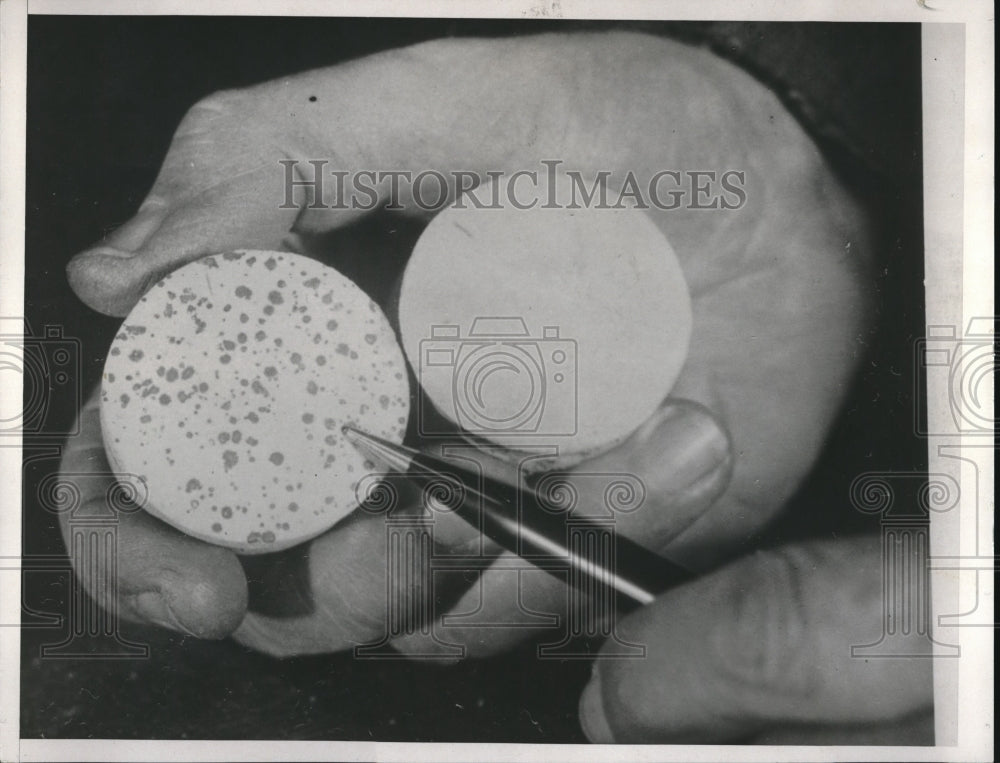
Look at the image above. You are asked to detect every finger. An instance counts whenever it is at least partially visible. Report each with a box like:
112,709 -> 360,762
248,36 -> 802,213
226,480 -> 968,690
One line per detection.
232,501 -> 485,658
392,398 -> 732,658
235,398 -> 730,658
58,388 -> 247,638
68,33 -> 759,317
230,442 -> 523,657
65,35 -> 535,318
231,509 -> 399,657
577,535 -> 935,743
66,89 -> 304,316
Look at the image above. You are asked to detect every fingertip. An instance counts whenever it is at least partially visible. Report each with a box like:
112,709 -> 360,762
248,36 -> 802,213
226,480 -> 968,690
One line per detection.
579,397 -> 733,554
66,246 -> 155,316
628,398 -> 733,496
138,549 -> 248,639
181,549 -> 249,637
388,633 -> 464,665
578,668 -> 616,744
114,511 -> 249,639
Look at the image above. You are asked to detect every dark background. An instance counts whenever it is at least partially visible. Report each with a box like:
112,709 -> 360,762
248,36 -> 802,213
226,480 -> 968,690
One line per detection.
21,17 -> 924,741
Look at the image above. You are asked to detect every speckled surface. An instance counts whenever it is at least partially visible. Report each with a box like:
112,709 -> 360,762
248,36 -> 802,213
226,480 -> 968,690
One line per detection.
102,251 -> 409,553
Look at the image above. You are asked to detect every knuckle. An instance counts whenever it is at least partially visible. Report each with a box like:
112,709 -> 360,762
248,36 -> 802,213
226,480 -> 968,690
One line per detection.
712,547 -> 817,699
157,88 -> 260,197
177,88 -> 250,135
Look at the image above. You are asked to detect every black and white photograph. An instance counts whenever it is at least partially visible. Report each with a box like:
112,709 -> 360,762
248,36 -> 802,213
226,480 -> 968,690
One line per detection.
0,2 -> 993,761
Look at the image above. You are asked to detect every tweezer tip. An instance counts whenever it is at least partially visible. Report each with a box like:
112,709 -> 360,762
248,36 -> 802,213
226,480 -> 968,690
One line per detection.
340,425 -> 414,473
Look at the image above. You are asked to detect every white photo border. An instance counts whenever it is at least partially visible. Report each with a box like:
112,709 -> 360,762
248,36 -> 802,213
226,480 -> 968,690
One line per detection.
1,2 -> 993,761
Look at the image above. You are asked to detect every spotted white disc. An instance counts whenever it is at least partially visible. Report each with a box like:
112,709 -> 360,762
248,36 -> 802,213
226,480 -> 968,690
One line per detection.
101,250 -> 410,554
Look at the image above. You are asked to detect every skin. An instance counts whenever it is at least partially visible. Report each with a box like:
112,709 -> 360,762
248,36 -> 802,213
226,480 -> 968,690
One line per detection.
60,32 -> 932,743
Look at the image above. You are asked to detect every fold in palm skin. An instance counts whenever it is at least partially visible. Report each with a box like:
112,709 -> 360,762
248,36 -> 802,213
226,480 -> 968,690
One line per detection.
64,33 -> 872,658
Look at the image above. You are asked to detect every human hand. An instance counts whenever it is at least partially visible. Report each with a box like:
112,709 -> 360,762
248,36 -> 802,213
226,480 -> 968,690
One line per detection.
63,32 -> 871,656
577,535 -> 935,744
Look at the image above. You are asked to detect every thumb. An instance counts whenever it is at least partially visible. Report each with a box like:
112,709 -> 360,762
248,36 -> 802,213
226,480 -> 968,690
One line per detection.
63,35 -> 534,318
66,88 -> 304,317
391,397 -> 734,659
57,388 -> 248,638
578,534 -> 935,743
